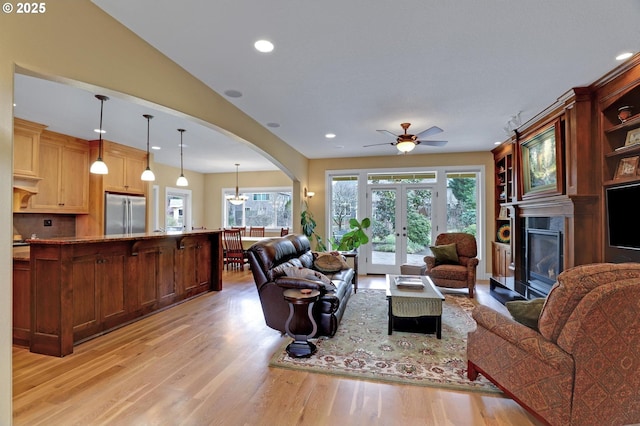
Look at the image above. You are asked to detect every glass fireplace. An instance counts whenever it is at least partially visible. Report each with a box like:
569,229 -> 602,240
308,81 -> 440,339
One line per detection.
524,218 -> 563,298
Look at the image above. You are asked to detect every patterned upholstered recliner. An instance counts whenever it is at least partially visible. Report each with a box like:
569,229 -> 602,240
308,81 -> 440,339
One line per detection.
467,263 -> 640,426
424,232 -> 479,297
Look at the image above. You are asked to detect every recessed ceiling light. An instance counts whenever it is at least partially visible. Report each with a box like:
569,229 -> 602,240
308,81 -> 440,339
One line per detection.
494,141 -> 501,145
224,89 -> 243,98
151,146 -> 161,150
94,128 -> 106,134
266,122 -> 280,128
616,52 -> 633,61
254,39 -> 274,53
325,133 -> 336,139
13,103 -> 16,107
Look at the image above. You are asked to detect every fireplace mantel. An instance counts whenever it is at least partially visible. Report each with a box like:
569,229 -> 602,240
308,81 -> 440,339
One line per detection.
504,194 -> 600,299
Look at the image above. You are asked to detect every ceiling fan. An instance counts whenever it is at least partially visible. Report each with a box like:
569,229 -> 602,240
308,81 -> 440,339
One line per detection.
364,122 -> 447,153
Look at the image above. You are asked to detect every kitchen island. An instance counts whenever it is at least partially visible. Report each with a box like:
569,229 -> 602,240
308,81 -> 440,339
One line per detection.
26,230 -> 222,356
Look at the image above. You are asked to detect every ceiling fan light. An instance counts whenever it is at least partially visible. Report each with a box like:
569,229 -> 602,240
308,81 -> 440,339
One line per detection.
396,140 -> 415,153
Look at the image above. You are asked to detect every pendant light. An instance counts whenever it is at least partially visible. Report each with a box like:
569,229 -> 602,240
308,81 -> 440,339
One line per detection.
176,128 -> 189,186
226,163 -> 248,205
90,94 -> 109,174
140,114 -> 156,181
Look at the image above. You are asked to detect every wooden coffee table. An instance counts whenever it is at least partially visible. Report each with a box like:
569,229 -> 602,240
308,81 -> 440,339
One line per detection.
386,275 -> 445,338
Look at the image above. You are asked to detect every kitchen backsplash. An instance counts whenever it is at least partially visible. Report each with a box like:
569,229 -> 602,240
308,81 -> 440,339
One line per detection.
13,213 -> 76,240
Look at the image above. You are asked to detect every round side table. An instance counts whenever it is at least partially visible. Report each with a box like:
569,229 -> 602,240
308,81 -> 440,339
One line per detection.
283,288 -> 320,358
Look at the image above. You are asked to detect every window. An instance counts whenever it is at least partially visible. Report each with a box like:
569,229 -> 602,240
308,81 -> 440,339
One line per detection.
446,172 -> 478,236
367,171 -> 436,184
329,175 -> 359,242
224,188 -> 292,229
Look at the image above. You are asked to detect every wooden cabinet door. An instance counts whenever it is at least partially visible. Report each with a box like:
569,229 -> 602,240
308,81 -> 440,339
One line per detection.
72,255 -> 100,339
196,239 -> 211,288
13,259 -> 31,346
99,253 -> 127,329
59,142 -> 89,211
177,236 -> 211,294
157,248 -> 176,307
103,144 -> 146,194
29,139 -> 61,210
492,242 -> 512,278
124,156 -> 146,194
103,149 -> 127,192
13,118 -> 45,177
179,243 -> 198,293
27,132 -> 89,213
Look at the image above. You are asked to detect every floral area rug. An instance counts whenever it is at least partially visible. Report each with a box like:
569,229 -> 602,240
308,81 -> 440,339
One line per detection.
269,289 -> 501,394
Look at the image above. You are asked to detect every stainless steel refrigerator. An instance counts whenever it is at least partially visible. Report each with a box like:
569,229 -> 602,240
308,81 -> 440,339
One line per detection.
104,192 -> 146,235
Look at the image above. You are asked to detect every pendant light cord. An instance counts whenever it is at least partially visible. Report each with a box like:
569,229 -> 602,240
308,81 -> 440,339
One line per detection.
143,114 -> 153,167
97,95 -> 107,159
178,128 -> 186,175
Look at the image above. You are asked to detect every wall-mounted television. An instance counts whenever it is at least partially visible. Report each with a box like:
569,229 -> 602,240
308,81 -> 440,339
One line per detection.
606,182 -> 640,250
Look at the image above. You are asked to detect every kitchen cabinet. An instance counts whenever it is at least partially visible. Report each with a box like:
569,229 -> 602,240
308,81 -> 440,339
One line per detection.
13,257 -> 31,346
130,238 -> 178,312
13,118 -> 45,178
178,235 -> 211,295
78,140 -> 149,237
71,244 -> 129,342
26,131 -> 89,213
28,231 -> 222,356
101,140 -> 147,194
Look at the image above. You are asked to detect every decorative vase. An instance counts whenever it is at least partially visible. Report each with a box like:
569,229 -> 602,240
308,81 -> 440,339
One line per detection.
618,106 -> 633,122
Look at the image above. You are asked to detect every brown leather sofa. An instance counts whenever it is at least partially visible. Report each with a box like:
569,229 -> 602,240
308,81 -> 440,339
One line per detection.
247,234 -> 354,337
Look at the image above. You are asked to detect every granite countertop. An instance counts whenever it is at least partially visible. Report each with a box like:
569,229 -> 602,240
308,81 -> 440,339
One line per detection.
27,229 -> 221,246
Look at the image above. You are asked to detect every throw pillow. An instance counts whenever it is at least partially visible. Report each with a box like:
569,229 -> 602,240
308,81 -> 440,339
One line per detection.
505,298 -> 546,331
283,266 -> 336,291
313,252 -> 349,273
429,243 -> 459,265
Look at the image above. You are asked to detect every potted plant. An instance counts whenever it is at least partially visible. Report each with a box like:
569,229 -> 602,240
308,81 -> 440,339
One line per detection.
332,217 -> 371,252
300,202 -> 327,251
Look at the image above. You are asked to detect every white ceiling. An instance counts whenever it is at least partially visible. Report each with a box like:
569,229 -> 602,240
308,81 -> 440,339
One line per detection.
13,1 -> 640,173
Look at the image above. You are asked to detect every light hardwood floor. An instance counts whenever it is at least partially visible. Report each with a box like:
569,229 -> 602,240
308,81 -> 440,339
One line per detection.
13,270 -> 542,426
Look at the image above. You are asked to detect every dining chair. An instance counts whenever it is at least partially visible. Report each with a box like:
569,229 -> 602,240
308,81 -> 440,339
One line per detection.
231,226 -> 247,236
280,227 -> 289,236
223,228 -> 246,270
249,226 -> 265,237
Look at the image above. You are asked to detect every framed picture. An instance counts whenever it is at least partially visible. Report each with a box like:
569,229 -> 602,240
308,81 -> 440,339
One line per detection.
614,156 -> 639,179
624,128 -> 640,147
519,120 -> 564,198
498,206 -> 508,219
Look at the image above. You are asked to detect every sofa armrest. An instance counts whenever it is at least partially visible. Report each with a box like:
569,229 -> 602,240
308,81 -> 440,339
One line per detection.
424,255 -> 437,270
274,276 -> 324,291
472,305 -> 572,371
466,257 -> 479,269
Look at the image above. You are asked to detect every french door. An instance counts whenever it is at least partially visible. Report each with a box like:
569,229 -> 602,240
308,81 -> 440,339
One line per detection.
165,187 -> 192,231
366,184 -> 435,274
